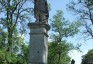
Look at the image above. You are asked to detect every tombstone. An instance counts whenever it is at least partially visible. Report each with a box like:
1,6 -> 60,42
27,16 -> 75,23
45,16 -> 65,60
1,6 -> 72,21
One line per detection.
28,0 -> 50,64
71,59 -> 75,64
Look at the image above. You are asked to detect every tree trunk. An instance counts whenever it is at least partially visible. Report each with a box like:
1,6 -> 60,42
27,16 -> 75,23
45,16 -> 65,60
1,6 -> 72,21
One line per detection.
7,27 -> 13,52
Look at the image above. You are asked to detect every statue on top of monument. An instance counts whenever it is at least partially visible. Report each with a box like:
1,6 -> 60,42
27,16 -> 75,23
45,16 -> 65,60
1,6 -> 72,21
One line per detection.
34,0 -> 49,24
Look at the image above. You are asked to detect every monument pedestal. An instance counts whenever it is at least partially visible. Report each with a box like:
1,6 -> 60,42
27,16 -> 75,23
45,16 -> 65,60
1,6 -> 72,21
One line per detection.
28,23 -> 50,64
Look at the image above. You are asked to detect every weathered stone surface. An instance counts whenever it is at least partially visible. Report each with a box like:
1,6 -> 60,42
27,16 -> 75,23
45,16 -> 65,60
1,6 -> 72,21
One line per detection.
34,0 -> 49,24
28,23 -> 50,64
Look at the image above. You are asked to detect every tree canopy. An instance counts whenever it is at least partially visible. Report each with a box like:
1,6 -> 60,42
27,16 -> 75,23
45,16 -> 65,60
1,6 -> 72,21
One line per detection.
48,10 -> 81,64
0,28 -> 29,64
0,0 -> 33,64
82,49 -> 93,64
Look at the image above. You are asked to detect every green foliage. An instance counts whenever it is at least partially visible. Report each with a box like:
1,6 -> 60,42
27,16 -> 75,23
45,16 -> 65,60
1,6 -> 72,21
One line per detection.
0,0 -> 32,63
0,28 -> 28,64
50,10 -> 81,41
48,10 -> 81,64
0,28 -> 7,48
48,3 -> 51,11
82,49 -> 93,64
48,41 -> 73,64
0,0 -> 33,52
0,0 -> 33,33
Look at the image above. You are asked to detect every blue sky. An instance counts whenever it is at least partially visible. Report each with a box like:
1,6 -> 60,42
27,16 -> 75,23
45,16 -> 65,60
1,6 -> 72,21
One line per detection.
47,0 -> 93,64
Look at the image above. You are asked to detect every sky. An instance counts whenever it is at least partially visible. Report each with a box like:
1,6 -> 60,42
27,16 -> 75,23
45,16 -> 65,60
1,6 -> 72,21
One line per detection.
47,0 -> 93,64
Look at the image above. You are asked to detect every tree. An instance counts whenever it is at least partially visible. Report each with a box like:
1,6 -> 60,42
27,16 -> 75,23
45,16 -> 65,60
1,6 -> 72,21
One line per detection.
48,10 -> 81,64
50,10 -> 80,40
67,0 -> 93,39
0,0 -> 33,52
81,49 -> 93,64
48,41 -> 73,64
0,0 -> 33,63
0,27 -> 29,64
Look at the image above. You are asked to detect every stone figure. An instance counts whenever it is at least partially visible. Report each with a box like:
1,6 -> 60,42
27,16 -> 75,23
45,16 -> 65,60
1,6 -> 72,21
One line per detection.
34,0 -> 49,24
71,59 -> 75,64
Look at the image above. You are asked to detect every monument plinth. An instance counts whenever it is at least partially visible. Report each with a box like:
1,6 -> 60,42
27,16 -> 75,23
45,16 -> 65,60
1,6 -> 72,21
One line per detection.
28,23 -> 50,64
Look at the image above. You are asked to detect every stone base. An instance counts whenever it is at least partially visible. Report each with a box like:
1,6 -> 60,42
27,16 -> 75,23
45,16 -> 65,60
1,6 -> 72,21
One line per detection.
28,23 -> 50,64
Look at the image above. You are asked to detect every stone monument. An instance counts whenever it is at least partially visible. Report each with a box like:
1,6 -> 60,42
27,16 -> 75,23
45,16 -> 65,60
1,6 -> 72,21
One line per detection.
28,0 -> 50,64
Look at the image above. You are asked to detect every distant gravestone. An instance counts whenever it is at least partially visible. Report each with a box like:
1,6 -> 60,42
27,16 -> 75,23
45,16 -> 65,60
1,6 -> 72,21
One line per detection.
71,59 -> 75,64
